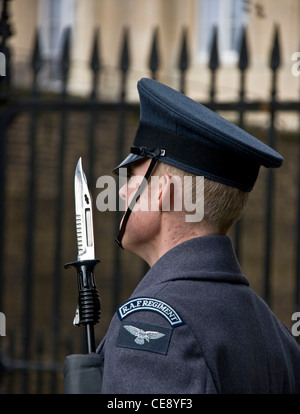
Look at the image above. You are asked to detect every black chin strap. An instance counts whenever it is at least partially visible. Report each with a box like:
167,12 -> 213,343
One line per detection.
115,149 -> 162,249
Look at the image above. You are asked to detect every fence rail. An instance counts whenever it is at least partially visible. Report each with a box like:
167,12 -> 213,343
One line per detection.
0,0 -> 299,394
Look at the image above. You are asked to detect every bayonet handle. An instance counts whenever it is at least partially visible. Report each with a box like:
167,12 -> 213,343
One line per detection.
65,259 -> 101,353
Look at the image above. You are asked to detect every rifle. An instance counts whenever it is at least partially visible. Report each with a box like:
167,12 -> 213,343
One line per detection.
63,158 -> 103,393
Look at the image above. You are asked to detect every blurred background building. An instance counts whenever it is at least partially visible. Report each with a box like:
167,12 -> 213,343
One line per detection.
0,0 -> 300,393
9,0 -> 300,101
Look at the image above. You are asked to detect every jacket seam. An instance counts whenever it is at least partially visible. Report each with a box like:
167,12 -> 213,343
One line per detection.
154,281 -> 219,393
248,289 -> 271,392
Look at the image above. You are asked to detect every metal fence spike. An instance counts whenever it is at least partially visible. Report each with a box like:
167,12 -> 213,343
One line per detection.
60,26 -> 71,76
119,27 -> 130,73
238,26 -> 249,71
0,0 -> 13,42
90,28 -> 101,73
270,24 -> 281,71
209,26 -> 219,71
31,30 -> 43,74
178,27 -> 189,72
148,27 -> 160,76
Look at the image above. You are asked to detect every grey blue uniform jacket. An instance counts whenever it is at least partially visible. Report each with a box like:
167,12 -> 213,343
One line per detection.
96,235 -> 300,393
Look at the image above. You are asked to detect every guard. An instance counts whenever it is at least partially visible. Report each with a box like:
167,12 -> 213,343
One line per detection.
66,78 -> 300,394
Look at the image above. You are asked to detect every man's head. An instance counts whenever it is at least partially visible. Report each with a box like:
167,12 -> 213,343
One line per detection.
153,161 -> 249,234
114,78 -> 283,262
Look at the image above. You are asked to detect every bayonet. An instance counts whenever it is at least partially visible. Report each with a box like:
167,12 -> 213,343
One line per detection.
65,157 -> 101,353
74,158 -> 95,262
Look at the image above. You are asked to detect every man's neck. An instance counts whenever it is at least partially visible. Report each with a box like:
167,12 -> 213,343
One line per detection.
142,215 -> 218,267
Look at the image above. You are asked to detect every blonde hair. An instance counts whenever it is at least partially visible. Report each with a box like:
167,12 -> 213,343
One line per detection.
153,161 -> 249,233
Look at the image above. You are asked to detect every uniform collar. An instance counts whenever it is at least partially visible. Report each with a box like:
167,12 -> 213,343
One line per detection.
136,235 -> 249,290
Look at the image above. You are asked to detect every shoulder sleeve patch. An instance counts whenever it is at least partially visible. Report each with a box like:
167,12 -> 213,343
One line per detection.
117,297 -> 184,326
117,321 -> 173,355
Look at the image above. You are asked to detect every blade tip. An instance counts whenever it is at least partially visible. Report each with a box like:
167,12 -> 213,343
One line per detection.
76,157 -> 83,170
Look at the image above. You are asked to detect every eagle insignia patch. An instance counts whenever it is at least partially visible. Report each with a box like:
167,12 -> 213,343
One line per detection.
123,324 -> 165,345
117,321 -> 172,355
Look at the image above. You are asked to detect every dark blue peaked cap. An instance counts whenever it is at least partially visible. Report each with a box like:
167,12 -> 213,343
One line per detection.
114,78 -> 283,191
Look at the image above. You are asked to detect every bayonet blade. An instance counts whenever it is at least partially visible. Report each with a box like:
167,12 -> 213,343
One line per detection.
74,157 -> 95,262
